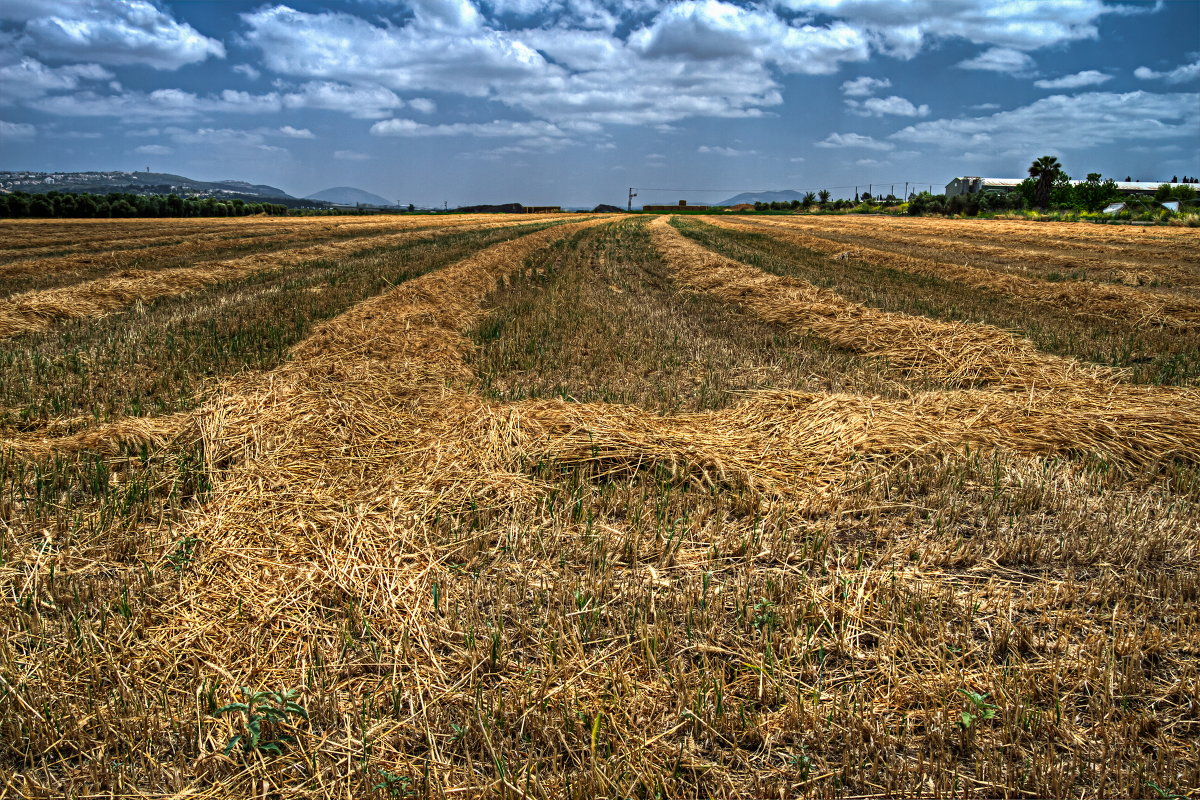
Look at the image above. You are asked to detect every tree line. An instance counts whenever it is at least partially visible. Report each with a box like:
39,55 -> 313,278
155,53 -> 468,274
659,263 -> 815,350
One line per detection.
0,191 -> 290,218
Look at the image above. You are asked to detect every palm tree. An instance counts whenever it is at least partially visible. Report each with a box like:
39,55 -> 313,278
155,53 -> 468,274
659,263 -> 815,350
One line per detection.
1028,155 -> 1062,209
818,189 -> 831,206
801,191 -> 817,208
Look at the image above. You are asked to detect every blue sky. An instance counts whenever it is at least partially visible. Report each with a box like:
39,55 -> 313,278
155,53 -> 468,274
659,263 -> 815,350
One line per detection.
1,0 -> 1197,207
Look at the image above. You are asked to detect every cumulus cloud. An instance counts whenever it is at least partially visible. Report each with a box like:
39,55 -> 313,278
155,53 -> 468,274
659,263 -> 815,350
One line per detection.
31,88 -> 283,120
278,125 -> 315,138
1134,58 -> 1200,84
0,120 -> 36,140
840,76 -> 890,96
134,143 -> 172,155
408,98 -> 437,114
815,132 -> 893,150
370,118 -> 566,138
281,82 -> 404,119
697,144 -> 757,155
890,91 -> 1200,154
776,0 -> 1117,53
239,2 -> 870,127
0,0 -> 224,70
333,149 -> 370,160
233,64 -> 261,80
164,126 -> 287,154
847,94 -> 929,117
1033,70 -> 1111,89
957,47 -> 1036,75
0,57 -> 113,104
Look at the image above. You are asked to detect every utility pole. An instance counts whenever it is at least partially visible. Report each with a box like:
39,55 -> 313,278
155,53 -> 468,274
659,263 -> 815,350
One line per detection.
627,187 -> 637,211
904,181 -> 909,199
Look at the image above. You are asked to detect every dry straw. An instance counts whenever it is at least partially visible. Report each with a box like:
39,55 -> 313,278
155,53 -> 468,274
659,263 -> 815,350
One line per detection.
0,213 -> 563,278
1,412 -> 194,458
0,216 -> 580,338
5,214 -> 1197,796
709,216 -> 1200,328
755,215 -> 1197,286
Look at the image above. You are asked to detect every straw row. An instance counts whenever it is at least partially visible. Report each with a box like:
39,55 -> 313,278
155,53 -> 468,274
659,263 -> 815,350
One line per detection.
0,412 -> 194,459
709,216 -> 1200,328
759,215 -> 1196,286
649,217 -> 1091,388
0,214 -> 569,278
121,220 -> 613,711
0,217 -> 575,339
0,213 -> 552,255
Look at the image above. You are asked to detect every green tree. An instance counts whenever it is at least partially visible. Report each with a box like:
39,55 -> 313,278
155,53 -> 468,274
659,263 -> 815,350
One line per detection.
801,191 -> 816,208
818,189 -> 831,206
1075,174 -> 1120,211
1028,155 -> 1063,209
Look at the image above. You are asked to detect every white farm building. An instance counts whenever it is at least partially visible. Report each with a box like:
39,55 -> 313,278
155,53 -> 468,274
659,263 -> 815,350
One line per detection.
945,177 -> 1169,198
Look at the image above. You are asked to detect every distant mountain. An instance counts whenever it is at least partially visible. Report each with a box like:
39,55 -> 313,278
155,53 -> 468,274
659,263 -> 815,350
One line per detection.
714,189 -> 806,206
305,186 -> 394,207
0,170 -> 294,200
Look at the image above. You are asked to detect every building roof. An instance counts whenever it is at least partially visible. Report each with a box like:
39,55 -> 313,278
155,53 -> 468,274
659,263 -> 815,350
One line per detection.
951,177 -> 1172,192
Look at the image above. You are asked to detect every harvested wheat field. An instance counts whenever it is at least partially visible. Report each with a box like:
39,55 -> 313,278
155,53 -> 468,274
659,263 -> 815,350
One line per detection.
2,213 -> 1198,799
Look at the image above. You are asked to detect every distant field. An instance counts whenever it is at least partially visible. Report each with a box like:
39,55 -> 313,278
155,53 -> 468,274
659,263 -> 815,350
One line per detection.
2,214 -> 1198,798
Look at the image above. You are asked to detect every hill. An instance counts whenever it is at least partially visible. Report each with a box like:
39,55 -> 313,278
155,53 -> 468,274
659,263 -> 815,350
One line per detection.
714,189 -> 806,206
0,170 -> 294,200
305,186 -> 395,207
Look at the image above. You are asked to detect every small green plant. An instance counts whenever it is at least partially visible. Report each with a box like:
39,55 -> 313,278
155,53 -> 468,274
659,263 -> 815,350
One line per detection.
752,598 -> 778,631
166,535 -> 199,571
212,687 -> 309,756
1146,779 -> 1188,800
374,769 -> 414,797
957,689 -> 997,729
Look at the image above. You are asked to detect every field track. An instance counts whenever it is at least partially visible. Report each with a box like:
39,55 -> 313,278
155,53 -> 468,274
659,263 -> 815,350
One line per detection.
707,216 -> 1200,328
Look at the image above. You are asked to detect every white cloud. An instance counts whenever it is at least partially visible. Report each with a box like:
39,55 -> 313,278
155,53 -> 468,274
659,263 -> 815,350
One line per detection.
134,144 -> 172,155
278,125 -> 315,138
1134,58 -> 1200,85
855,158 -> 880,167
698,144 -> 757,156
776,0 -> 1116,53
840,76 -> 890,96
165,127 -> 287,154
0,120 -> 36,140
408,98 -> 437,114
0,57 -> 113,104
847,94 -> 929,117
281,82 -> 404,120
957,47 -> 1036,75
234,64 -> 261,80
241,5 -> 547,98
815,132 -> 893,150
371,118 -> 567,138
333,150 -> 371,160
240,2 -> 866,127
1,0 -> 224,70
891,91 -> 1200,155
31,88 -> 283,120
1033,70 -> 1111,89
